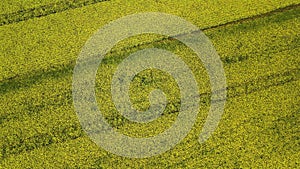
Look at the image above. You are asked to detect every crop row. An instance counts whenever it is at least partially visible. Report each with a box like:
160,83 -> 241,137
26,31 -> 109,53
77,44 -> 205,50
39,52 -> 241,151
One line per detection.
0,13 -> 299,129
1,62 -> 299,158
1,0 -> 299,23
1,4 -> 299,127
0,0 -> 109,25
2,80 -> 299,168
1,0 -> 299,81
1,6 -> 299,87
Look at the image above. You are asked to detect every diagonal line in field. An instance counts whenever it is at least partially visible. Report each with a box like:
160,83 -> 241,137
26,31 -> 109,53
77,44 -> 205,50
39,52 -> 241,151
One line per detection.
106,3 -> 300,60
0,1 -> 299,29
201,3 -> 300,31
1,67 -> 299,159
0,0 -> 110,26
1,43 -> 298,95
0,3 -> 299,85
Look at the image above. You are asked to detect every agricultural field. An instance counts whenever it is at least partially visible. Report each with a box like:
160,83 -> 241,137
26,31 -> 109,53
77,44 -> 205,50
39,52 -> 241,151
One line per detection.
0,0 -> 299,168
